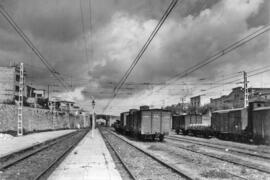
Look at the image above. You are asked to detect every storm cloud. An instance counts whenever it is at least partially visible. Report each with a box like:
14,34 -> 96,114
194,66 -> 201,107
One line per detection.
0,0 -> 269,114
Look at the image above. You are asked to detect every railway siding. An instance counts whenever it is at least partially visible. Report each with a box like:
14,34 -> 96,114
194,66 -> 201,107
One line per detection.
108,128 -> 270,180
100,128 -> 192,180
0,129 -> 88,180
167,136 -> 270,160
166,138 -> 270,174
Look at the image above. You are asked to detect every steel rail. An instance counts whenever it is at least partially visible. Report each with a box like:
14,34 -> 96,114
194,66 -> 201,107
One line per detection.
166,137 -> 270,174
166,136 -> 270,160
0,131 -> 78,170
34,129 -> 89,180
99,129 -> 138,180
102,128 -> 194,180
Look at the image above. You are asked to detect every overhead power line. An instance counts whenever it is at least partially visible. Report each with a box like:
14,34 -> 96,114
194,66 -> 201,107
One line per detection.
168,25 -> 270,83
191,66 -> 270,98
79,0 -> 91,70
88,0 -> 94,68
114,0 -> 180,95
103,0 -> 180,112
154,24 -> 270,94
0,5 -> 70,90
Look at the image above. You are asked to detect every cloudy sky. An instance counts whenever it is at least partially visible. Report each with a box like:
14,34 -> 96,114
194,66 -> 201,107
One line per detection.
0,0 -> 269,115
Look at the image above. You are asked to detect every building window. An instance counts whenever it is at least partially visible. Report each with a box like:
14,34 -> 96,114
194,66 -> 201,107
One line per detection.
15,86 -> 19,92
16,74 -> 20,82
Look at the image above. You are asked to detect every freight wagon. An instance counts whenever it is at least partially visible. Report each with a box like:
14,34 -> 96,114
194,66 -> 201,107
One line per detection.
125,109 -> 138,135
210,101 -> 269,143
115,107 -> 172,141
132,109 -> 172,141
172,114 -> 202,135
172,101 -> 270,144
249,102 -> 270,144
211,108 -> 250,141
119,112 -> 129,134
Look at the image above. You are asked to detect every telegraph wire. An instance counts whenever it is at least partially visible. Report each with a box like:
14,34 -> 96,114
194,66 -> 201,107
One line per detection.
103,0 -> 181,113
167,25 -> 270,84
151,24 -> 270,95
79,0 -> 91,71
88,0 -> 94,68
188,67 -> 270,99
0,5 -> 70,90
113,0 -> 180,95
147,64 -> 270,108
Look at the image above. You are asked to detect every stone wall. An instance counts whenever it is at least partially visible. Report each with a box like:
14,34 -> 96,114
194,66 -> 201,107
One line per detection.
0,104 -> 90,133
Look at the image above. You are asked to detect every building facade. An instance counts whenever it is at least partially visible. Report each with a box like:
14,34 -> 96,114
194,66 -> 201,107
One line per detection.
0,66 -> 21,103
190,95 -> 209,108
0,65 -> 47,106
210,87 -> 270,110
190,95 -> 201,108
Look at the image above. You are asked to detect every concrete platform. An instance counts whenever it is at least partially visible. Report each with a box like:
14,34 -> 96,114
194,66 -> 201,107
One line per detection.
48,129 -> 122,180
0,130 -> 75,158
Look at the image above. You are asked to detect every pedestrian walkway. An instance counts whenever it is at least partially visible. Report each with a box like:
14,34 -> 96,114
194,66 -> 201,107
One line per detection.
48,129 -> 122,180
0,130 -> 75,158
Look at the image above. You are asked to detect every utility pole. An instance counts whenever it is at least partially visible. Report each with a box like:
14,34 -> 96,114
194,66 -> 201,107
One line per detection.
83,112 -> 86,128
34,93 -> 37,108
51,99 -> 56,129
91,96 -> 95,137
67,103 -> 71,129
243,71 -> 249,108
47,85 -> 49,99
180,97 -> 185,113
17,62 -> 24,136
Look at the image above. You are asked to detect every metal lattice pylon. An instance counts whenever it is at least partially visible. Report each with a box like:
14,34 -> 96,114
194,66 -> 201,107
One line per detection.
17,63 -> 24,136
243,71 -> 249,108
83,113 -> 86,128
52,101 -> 56,129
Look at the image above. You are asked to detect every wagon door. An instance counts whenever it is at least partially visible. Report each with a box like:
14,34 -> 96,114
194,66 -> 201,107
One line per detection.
152,111 -> 161,134
184,115 -> 191,130
123,113 -> 128,127
211,113 -> 217,131
232,110 -> 242,134
179,116 -> 185,129
172,116 -> 178,130
141,111 -> 151,134
222,113 -> 229,133
161,111 -> 171,134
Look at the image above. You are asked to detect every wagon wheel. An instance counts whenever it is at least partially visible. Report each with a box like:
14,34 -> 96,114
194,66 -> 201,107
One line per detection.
152,135 -> 156,141
159,135 -> 164,142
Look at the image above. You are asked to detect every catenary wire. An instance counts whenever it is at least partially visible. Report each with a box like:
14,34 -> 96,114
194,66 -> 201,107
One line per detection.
0,5 -> 70,90
103,0 -> 181,113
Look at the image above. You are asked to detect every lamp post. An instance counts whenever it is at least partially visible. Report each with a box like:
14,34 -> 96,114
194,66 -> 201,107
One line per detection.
91,97 -> 95,137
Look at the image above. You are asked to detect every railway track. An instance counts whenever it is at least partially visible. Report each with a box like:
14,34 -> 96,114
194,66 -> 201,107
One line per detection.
166,136 -> 270,175
167,135 -> 270,159
101,130 -> 138,180
0,129 -> 88,180
100,128 -> 193,180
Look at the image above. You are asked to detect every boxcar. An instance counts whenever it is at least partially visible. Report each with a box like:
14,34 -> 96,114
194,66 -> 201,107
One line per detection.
172,114 -> 202,135
211,108 -> 249,140
125,109 -> 138,135
120,112 -> 129,134
133,109 -> 172,141
186,124 -> 212,137
251,106 -> 270,144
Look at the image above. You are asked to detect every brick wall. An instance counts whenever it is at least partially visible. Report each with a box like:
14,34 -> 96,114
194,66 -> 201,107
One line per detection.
0,104 -> 90,133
